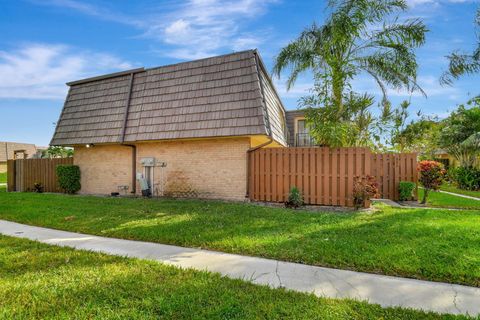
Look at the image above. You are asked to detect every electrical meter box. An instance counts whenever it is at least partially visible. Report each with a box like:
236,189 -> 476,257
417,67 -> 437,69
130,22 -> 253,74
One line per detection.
140,157 -> 155,167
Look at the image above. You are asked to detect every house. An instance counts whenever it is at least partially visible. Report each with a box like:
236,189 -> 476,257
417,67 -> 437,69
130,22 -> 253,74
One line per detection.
51,50 -> 315,200
0,141 -> 40,173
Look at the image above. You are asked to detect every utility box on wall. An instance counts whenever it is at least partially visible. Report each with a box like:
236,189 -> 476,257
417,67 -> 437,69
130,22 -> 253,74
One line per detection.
140,157 -> 155,167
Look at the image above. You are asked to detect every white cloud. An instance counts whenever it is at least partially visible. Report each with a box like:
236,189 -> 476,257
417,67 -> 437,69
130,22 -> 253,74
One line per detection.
351,74 -> 461,101
273,78 -> 313,99
406,0 -> 478,6
37,0 -> 278,60
32,0 -> 141,26
148,0 -> 278,59
0,43 -> 133,99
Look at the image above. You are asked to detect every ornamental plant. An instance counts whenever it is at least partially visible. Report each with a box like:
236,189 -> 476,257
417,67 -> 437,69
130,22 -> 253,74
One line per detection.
56,165 -> 81,194
417,160 -> 445,204
285,186 -> 304,208
450,166 -> 480,191
352,175 -> 379,209
399,181 -> 416,201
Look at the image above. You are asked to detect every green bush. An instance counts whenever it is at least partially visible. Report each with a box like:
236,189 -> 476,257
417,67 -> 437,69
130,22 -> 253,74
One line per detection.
399,181 -> 416,201
450,166 -> 480,191
56,165 -> 81,194
285,186 -> 304,208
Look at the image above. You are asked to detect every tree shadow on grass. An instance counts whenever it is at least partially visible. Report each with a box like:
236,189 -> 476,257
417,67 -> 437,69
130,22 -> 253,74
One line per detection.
93,207 -> 480,287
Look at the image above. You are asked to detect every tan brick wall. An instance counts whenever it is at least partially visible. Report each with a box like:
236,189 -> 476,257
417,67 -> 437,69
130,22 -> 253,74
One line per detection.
74,137 -> 250,200
74,145 -> 133,195
0,162 -> 6,174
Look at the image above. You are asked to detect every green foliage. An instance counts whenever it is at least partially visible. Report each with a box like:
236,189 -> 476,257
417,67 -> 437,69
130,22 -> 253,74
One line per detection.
274,0 -> 427,147
439,98 -> 480,147
286,186 -> 304,208
1,192 -> 480,286
441,184 -> 480,199
399,181 -> 416,201
417,160 -> 445,204
441,8 -> 480,84
0,236 -> 451,319
418,187 -> 480,210
56,165 -> 81,194
42,146 -> 74,158
0,172 -> 6,184
450,166 -> 480,191
391,117 -> 440,156
439,98 -> 480,167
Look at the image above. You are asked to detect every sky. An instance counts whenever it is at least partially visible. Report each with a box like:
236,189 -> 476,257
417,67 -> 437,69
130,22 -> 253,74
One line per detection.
1,0 -> 479,146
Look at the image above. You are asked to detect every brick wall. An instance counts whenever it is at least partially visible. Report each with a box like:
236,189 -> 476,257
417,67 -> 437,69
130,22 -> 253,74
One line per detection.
74,137 -> 251,200
0,162 -> 6,174
74,145 -> 133,195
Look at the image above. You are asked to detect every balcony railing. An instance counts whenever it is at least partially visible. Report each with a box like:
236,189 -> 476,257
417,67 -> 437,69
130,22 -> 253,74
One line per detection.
295,133 -> 316,147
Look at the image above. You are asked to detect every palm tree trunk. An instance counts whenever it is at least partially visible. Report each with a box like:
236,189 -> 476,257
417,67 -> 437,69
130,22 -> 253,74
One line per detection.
332,82 -> 344,116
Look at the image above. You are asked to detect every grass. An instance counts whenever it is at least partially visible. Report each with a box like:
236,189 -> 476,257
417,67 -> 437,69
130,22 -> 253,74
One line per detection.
440,184 -> 480,199
0,235 -> 462,320
419,188 -> 480,210
0,192 -> 479,287
0,172 -> 6,183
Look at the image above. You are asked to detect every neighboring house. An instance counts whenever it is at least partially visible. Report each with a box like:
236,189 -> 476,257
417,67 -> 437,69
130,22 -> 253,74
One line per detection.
51,50 -> 315,200
285,110 -> 317,147
0,142 -> 39,173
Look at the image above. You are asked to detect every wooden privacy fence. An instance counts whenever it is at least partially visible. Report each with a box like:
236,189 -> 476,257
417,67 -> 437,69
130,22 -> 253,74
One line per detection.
371,153 -> 418,201
7,158 -> 73,192
248,147 -> 417,207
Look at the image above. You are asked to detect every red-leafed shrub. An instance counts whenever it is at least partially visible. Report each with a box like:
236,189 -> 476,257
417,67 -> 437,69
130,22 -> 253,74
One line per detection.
353,175 -> 379,209
418,160 -> 445,204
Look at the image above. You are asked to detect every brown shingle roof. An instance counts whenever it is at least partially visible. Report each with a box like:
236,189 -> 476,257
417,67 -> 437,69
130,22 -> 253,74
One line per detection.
51,50 -> 287,146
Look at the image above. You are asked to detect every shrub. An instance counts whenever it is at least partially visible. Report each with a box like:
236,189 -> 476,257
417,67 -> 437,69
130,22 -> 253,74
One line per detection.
399,181 -> 416,201
56,165 -> 81,194
33,182 -> 43,193
285,186 -> 304,208
353,175 -> 379,209
417,160 -> 445,204
450,166 -> 480,191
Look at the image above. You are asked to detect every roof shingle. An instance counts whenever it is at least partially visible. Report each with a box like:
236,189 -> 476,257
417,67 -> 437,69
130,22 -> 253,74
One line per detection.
51,50 -> 287,146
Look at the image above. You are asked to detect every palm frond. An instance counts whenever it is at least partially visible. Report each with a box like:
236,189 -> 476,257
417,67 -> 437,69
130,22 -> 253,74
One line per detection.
441,52 -> 480,85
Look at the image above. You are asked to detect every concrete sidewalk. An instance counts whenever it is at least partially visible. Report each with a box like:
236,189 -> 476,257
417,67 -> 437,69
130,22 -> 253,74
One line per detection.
0,219 -> 478,316
439,190 -> 480,201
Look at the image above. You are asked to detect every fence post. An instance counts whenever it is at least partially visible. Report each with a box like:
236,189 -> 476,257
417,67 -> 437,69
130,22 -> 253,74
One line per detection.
6,160 -> 15,192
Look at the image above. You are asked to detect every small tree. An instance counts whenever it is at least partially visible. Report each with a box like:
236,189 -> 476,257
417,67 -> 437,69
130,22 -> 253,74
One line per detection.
42,146 -> 74,158
352,175 -> 379,209
417,160 -> 445,204
286,186 -> 304,208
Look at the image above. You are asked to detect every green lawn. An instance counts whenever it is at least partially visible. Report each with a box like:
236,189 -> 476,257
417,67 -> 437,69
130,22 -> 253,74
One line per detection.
0,192 -> 479,287
0,235 -> 460,320
0,172 -> 6,183
440,184 -> 480,199
419,188 -> 480,210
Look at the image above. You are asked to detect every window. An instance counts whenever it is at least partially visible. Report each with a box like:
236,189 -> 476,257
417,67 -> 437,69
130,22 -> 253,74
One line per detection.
297,119 -> 308,134
295,118 -> 314,147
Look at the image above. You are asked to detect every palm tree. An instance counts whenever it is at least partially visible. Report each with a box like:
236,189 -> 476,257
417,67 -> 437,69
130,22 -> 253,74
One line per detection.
441,8 -> 480,85
273,0 -> 427,117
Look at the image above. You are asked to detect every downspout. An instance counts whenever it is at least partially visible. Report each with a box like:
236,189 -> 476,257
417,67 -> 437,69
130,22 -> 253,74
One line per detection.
120,71 -> 137,194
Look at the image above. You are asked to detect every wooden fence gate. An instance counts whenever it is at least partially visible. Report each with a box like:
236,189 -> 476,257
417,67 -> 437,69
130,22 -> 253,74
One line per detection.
248,147 -> 417,206
371,153 -> 418,201
7,158 -> 73,192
